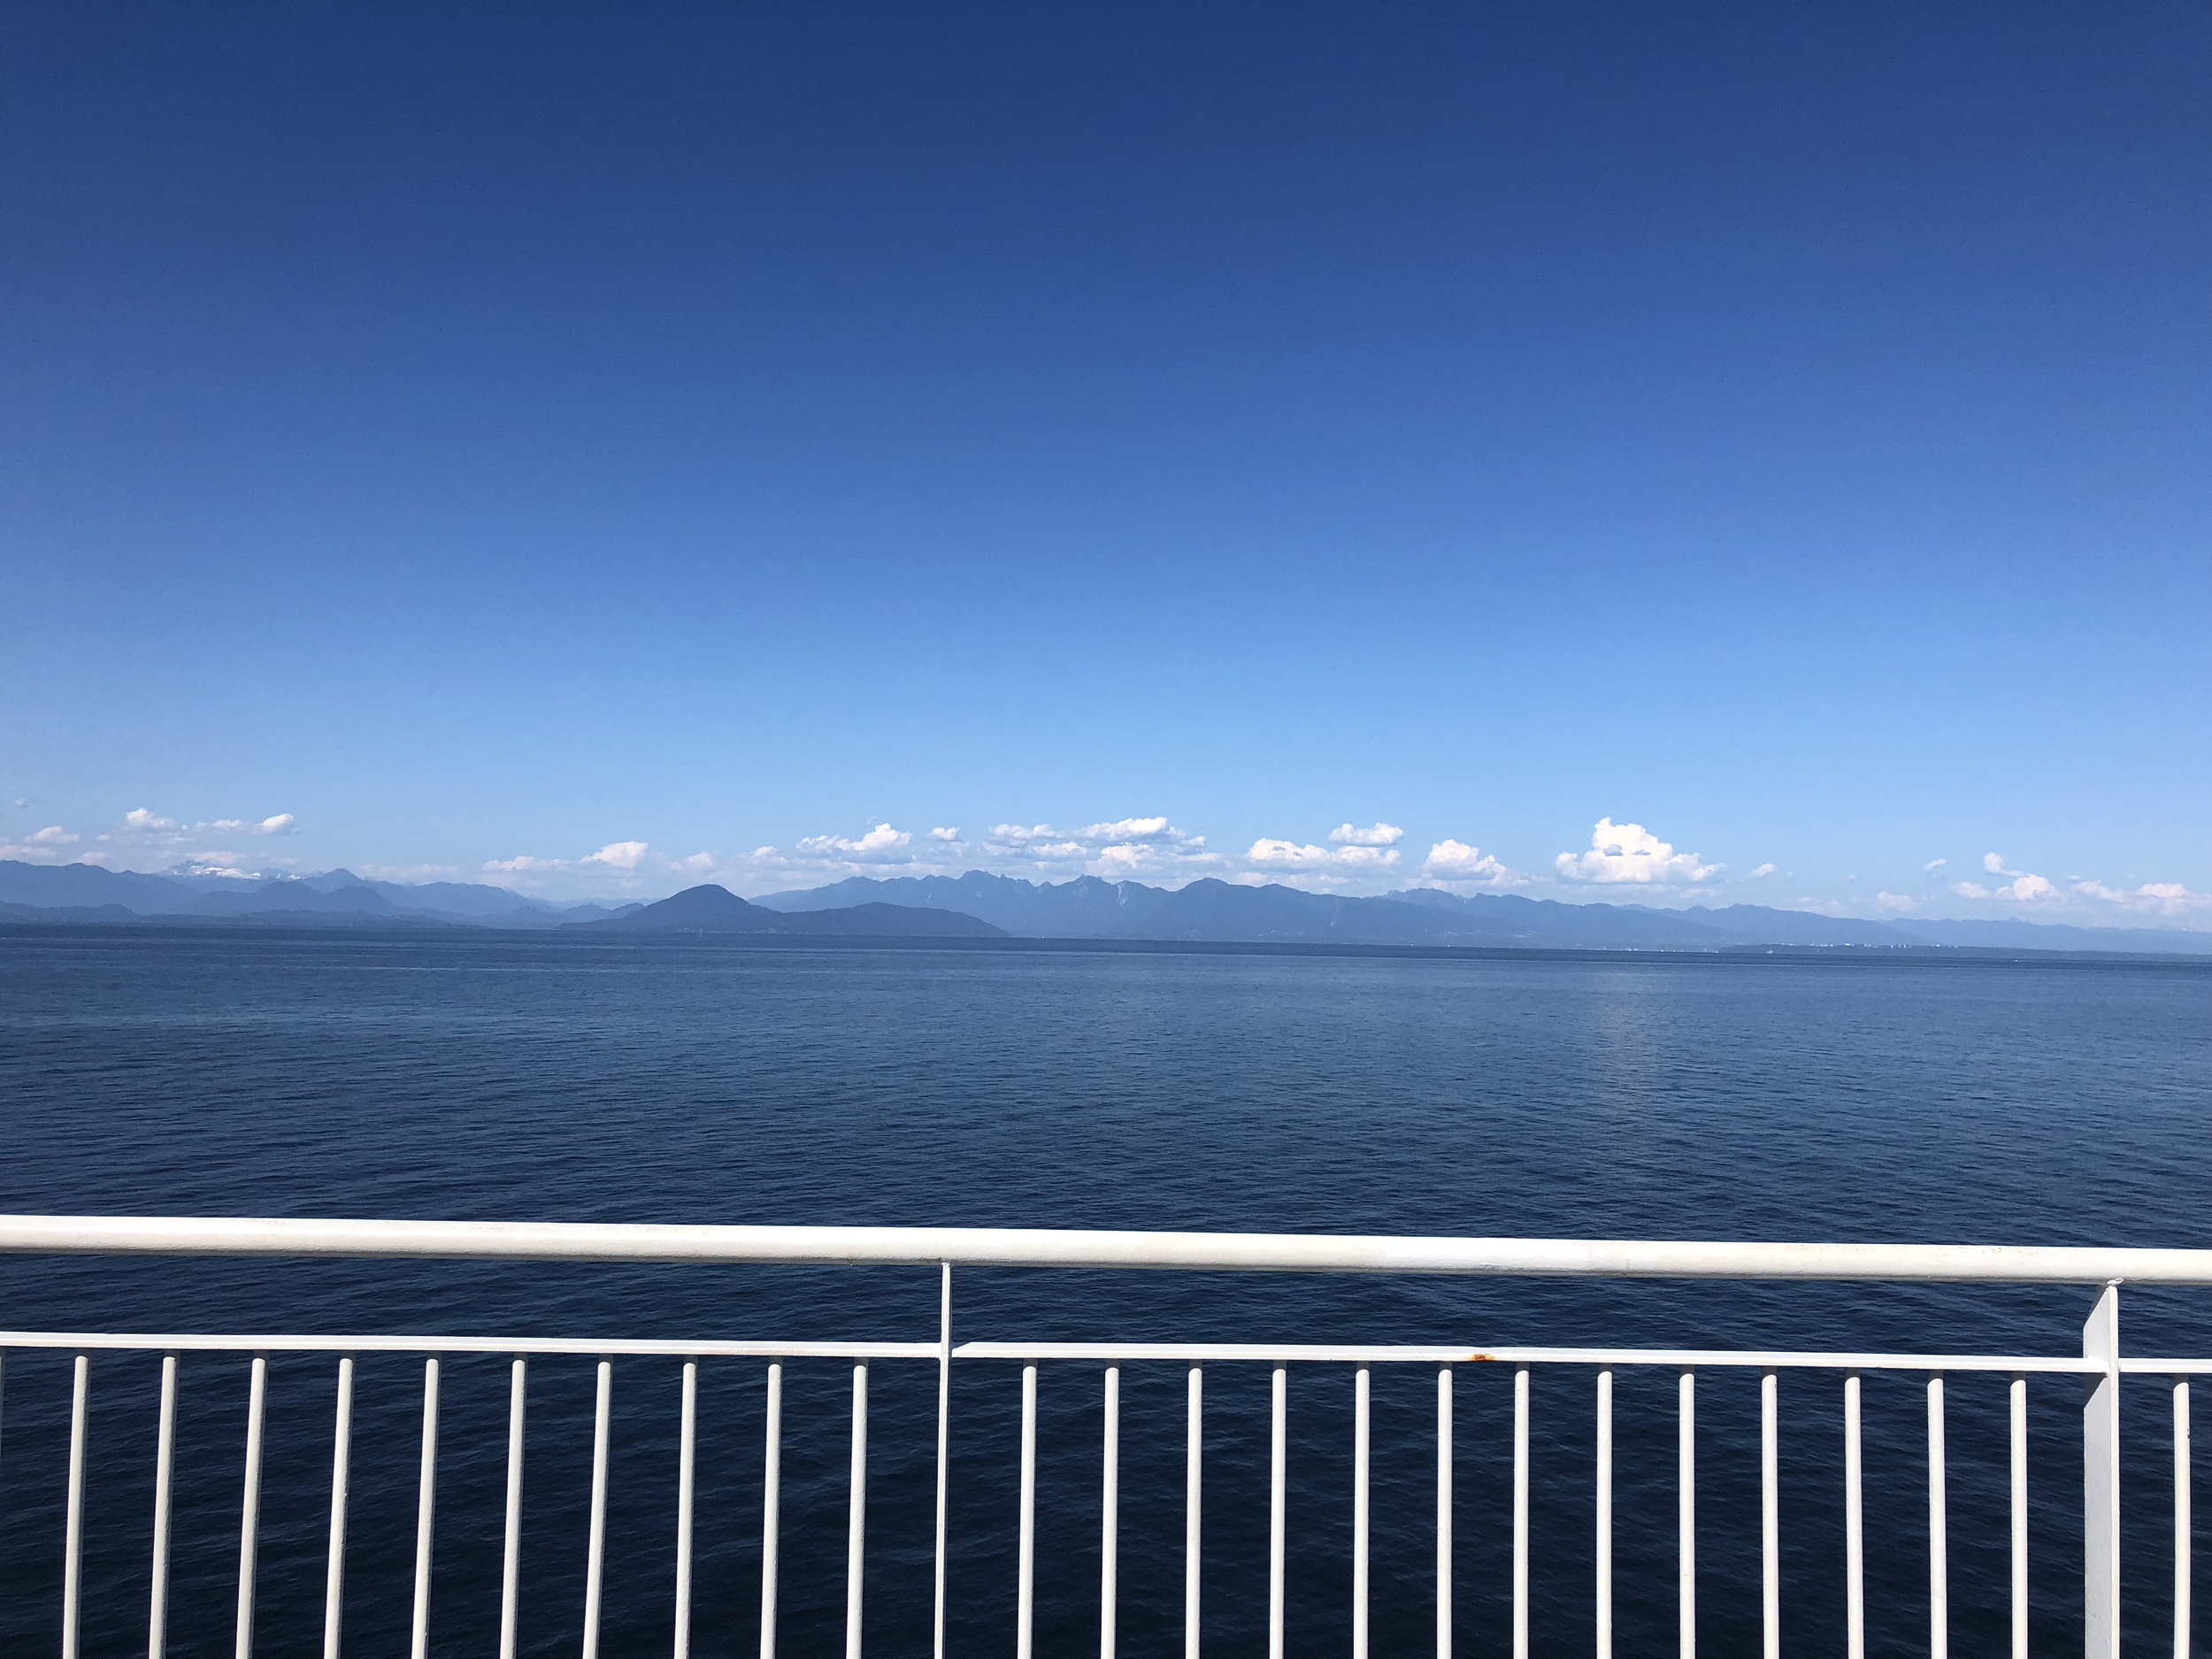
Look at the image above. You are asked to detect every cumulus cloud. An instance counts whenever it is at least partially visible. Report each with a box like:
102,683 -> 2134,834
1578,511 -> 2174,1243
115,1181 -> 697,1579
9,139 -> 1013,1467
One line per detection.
1939,852 -> 2211,920
1421,840 -> 1524,887
1555,818 -> 1719,886
1247,837 -> 1402,876
30,826 -> 78,846
1749,863 -> 1778,879
795,823 -> 913,861
729,814 -> 1224,889
583,840 -> 649,870
1952,853 -> 2057,903
1329,823 -> 1404,848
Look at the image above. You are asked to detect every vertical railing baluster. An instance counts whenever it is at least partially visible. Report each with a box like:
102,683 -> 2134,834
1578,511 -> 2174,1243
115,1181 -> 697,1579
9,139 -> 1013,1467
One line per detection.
1187,1365 -> 1202,1659
412,1356 -> 440,1659
2176,1377 -> 2192,1659
582,1358 -> 612,1659
1018,1365 -> 1037,1659
501,1358 -> 527,1659
847,1361 -> 868,1659
1270,1366 -> 1287,1659
2010,1373 -> 2027,1659
63,1350 -> 89,1659
1762,1370 -> 1779,1659
1102,1365 -> 1120,1659
1513,1365 -> 1529,1659
2084,1286 -> 2121,1659
760,1362 -> 781,1659
1845,1371 -> 1863,1659
675,1359 -> 698,1659
935,1265 -> 952,1659
1928,1372 -> 1947,1659
1437,1367 -> 1452,1659
1353,1366 -> 1370,1659
1678,1369 -> 1694,1659
236,1353 -> 268,1659
1596,1369 -> 1613,1659
151,1352 -> 180,1659
323,1355 -> 353,1659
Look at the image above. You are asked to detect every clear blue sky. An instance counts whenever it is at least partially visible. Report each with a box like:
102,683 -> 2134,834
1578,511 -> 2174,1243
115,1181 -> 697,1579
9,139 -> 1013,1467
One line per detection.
4,4 -> 2208,921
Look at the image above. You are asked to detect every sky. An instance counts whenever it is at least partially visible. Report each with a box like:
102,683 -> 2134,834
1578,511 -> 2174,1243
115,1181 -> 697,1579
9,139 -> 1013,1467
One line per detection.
3,4 -> 2208,922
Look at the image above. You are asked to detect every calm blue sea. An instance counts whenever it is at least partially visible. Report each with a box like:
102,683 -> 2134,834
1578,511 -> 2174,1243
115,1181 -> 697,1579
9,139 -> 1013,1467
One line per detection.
1,931 -> 2207,1658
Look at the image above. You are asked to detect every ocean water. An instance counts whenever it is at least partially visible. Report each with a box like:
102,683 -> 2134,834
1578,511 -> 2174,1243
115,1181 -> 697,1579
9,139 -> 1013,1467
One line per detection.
0,930 -> 2207,1658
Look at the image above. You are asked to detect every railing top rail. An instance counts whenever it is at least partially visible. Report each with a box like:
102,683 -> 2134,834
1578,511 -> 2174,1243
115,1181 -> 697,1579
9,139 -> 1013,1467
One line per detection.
3,1215 -> 2211,1285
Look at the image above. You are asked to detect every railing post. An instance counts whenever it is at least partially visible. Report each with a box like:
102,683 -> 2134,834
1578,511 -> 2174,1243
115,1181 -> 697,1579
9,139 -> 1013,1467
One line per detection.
153,1351 -> 180,1659
411,1356 -> 440,1659
1187,1365 -> 1202,1659
324,1356 -> 354,1659
1678,1369 -> 1695,1659
583,1358 -> 613,1659
1102,1365 -> 1120,1659
1596,1369 -> 1613,1659
847,1362 -> 868,1659
935,1264 -> 952,1659
1270,1366 -> 1287,1659
2084,1284 -> 2120,1659
675,1359 -> 698,1659
1845,1371 -> 1863,1659
1513,1366 -> 1530,1659
1018,1365 -> 1037,1659
63,1350 -> 89,1659
2011,1373 -> 2028,1659
1437,1367 -> 1452,1659
1354,1366 -> 1370,1659
235,1353 -> 267,1659
760,1362 -> 781,1659
1762,1370 -> 1778,1659
1928,1372 -> 1947,1659
501,1357 -> 527,1659
2174,1376 -> 2191,1659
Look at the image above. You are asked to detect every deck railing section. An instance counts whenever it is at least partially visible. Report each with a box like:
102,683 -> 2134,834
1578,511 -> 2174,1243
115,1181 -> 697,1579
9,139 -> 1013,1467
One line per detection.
0,1217 -> 2204,1659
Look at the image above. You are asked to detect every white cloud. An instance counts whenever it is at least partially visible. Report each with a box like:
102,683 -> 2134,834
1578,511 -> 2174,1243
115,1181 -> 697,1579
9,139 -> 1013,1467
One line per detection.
1924,858 -> 1948,873
795,823 -> 913,861
484,855 -> 566,874
256,813 -> 297,835
1955,853 -> 2057,903
124,808 -> 179,832
30,826 -> 77,846
1421,839 -> 1524,887
1079,816 -> 1177,843
1941,852 -> 2210,919
1749,862 -> 1778,879
583,840 -> 649,870
1247,838 -> 1402,874
927,826 -> 962,842
1329,822 -> 1404,848
1874,892 -> 1920,912
1555,818 -> 1719,886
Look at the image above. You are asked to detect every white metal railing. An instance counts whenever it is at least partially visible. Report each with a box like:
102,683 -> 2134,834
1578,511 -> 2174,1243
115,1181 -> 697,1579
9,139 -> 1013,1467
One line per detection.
0,1216 -> 2203,1659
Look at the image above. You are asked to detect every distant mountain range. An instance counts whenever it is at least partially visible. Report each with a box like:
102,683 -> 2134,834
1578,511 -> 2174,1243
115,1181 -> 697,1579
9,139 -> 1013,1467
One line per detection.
0,861 -> 631,927
571,883 -> 1002,937
753,871 -> 2212,955
4,859 -> 2208,956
